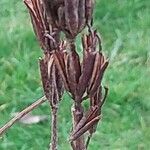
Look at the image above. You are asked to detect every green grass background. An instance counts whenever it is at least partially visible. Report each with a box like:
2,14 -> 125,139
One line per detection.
0,0 -> 150,149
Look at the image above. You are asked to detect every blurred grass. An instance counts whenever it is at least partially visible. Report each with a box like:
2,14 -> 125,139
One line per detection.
0,0 -> 150,149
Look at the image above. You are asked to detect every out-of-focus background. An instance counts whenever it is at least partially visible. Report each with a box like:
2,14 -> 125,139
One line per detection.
0,0 -> 150,149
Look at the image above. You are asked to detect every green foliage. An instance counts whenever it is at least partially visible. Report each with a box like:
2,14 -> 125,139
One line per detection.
0,0 -> 149,149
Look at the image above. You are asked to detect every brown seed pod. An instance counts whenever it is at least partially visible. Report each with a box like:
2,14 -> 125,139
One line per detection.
85,0 -> 95,25
64,0 -> 79,38
77,50 -> 96,101
39,55 -> 63,107
42,0 -> 64,27
65,48 -> 81,97
78,0 -> 86,32
53,51 -> 70,91
90,59 -> 108,96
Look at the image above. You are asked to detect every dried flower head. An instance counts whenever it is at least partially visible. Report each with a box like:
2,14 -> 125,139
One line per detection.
24,0 -> 64,106
53,30 -> 109,144
24,0 -> 108,149
54,30 -> 108,102
42,0 -> 95,39
24,0 -> 61,51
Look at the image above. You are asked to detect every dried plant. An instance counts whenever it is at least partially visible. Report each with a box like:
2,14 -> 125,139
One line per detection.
24,0 -> 64,149
0,0 -> 108,150
53,30 -> 108,149
41,0 -> 94,39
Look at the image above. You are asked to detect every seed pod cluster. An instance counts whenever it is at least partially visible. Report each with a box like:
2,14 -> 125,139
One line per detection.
53,31 -> 108,144
24,0 -> 64,106
24,0 -> 61,52
24,0 -> 108,149
54,30 -> 108,102
24,0 -> 95,51
42,0 -> 95,39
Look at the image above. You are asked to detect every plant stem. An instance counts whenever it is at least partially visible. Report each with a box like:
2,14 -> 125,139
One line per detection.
50,106 -> 58,150
71,103 -> 86,150
0,96 -> 47,136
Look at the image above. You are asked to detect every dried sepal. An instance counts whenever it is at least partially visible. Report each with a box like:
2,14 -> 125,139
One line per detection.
88,54 -> 109,96
88,86 -> 108,135
99,86 -> 109,108
88,53 -> 101,93
24,0 -> 37,18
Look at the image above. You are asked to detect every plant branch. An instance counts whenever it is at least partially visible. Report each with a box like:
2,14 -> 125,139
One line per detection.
0,96 -> 47,136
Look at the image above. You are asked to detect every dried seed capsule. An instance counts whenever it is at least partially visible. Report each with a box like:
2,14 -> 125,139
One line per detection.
65,47 -> 81,97
85,0 -> 95,25
77,51 -> 96,101
88,53 -> 100,93
64,0 -> 79,38
53,51 -> 70,91
42,0 -> 64,27
78,0 -> 86,32
90,59 -> 109,96
24,0 -> 49,51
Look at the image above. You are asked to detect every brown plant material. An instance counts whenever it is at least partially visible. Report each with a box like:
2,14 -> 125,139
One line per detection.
24,1 -> 64,150
39,54 -> 63,150
53,29 -> 108,149
24,0 -> 60,51
54,30 -> 108,102
1,0 -> 108,150
39,55 -> 63,107
85,0 -> 95,25
18,1 -> 108,150
41,0 -> 94,39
